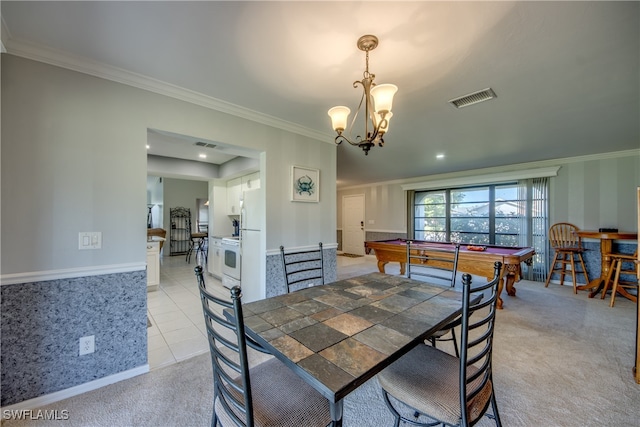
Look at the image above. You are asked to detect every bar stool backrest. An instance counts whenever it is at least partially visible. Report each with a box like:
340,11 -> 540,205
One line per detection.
549,222 -> 583,250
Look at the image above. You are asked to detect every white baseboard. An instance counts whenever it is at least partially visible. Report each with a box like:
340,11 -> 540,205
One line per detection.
1,263 -> 146,286
0,364 -> 149,411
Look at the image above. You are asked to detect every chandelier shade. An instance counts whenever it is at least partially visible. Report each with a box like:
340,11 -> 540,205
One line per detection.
328,106 -> 351,132
370,84 -> 397,114
328,35 -> 397,155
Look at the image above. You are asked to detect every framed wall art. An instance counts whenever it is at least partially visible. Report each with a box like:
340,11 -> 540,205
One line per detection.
291,166 -> 319,203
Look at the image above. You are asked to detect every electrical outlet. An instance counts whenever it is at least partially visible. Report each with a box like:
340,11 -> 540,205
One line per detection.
79,335 -> 95,355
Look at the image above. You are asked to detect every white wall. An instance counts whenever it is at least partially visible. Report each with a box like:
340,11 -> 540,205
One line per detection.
0,52 -> 329,407
1,54 -> 337,276
337,185 -> 407,234
337,150 -> 640,235
551,155 -> 640,230
162,178 -> 208,235
265,139 -> 337,249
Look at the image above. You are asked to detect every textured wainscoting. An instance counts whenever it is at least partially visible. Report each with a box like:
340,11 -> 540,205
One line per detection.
265,246 -> 337,297
581,241 -> 636,281
0,270 -> 147,406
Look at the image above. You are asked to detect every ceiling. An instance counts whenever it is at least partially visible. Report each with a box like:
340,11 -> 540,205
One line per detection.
3,1 -> 638,188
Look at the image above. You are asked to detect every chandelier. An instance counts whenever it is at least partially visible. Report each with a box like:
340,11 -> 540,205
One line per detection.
328,35 -> 397,155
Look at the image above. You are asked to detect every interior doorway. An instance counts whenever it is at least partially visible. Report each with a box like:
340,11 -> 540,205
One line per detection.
145,128 -> 261,369
196,198 -> 208,233
342,194 -> 365,255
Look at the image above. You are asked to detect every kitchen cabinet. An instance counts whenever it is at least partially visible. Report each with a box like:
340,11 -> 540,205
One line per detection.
241,172 -> 260,192
226,178 -> 241,215
209,237 -> 223,279
146,241 -> 160,291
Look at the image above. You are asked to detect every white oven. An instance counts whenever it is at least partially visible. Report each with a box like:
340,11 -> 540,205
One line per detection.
221,237 -> 241,289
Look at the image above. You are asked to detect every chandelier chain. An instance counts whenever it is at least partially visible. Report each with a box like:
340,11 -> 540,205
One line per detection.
364,50 -> 370,79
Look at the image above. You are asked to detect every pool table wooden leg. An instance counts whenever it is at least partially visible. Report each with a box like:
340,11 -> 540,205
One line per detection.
377,260 -> 387,273
377,260 -> 406,275
498,266 -> 523,309
497,278 -> 505,309
505,275 -> 517,296
496,266 -> 510,310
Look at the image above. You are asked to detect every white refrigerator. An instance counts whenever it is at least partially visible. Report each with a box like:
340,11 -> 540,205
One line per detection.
240,188 -> 264,302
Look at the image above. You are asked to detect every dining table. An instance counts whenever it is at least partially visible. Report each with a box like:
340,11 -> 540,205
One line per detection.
236,271 -> 479,426
576,230 -> 638,298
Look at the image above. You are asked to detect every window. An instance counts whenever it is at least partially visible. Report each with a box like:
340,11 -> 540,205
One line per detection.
411,178 -> 549,281
414,183 -> 523,244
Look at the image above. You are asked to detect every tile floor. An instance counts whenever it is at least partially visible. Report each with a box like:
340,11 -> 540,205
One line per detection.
146,253 -> 219,370
146,251 -> 388,370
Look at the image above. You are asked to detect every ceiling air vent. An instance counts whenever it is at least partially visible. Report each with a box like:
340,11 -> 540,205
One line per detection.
449,88 -> 497,109
194,141 -> 217,149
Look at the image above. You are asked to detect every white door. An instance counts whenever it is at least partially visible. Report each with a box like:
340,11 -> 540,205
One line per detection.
342,194 -> 365,255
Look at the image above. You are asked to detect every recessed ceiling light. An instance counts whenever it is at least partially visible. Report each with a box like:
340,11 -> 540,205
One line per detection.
436,153 -> 445,159
199,154 -> 207,159
146,144 -> 150,149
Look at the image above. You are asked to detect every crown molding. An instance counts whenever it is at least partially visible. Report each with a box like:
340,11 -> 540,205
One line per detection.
4,37 -> 333,143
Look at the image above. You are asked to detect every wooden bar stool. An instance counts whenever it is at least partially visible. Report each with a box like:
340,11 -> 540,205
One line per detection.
544,222 -> 589,293
606,250 -> 638,307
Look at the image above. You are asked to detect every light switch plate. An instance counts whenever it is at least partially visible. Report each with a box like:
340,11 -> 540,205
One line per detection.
79,232 -> 102,250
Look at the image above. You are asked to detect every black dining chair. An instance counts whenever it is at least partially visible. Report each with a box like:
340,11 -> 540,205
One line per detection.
377,262 -> 503,427
195,266 -> 332,427
407,241 -> 461,357
280,242 -> 324,293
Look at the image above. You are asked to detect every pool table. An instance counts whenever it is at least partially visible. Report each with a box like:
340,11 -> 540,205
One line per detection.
364,239 -> 535,309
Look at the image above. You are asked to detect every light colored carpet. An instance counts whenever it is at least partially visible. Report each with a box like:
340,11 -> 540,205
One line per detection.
3,279 -> 639,426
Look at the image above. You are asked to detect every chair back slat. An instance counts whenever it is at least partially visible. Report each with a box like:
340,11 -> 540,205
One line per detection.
406,241 -> 461,287
281,242 -> 325,292
195,265 -> 254,427
549,222 -> 582,249
459,261 -> 502,426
